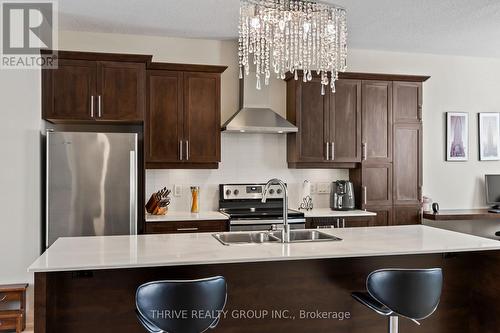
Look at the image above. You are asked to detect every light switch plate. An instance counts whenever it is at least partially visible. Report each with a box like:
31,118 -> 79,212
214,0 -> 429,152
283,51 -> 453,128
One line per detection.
173,185 -> 182,197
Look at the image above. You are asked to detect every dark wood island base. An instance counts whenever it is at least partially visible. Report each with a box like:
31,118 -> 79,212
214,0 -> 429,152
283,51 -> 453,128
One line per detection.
35,251 -> 500,333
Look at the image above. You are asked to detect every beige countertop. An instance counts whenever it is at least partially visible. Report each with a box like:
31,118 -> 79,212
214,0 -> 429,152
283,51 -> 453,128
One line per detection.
145,211 -> 229,222
29,225 -> 500,272
296,208 -> 377,218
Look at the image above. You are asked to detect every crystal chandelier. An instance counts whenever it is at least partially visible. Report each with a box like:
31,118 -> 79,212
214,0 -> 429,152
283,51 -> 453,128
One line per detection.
238,0 -> 347,95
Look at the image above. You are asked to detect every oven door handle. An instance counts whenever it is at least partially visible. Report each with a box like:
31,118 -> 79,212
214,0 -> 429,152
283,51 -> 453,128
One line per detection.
229,218 -> 306,226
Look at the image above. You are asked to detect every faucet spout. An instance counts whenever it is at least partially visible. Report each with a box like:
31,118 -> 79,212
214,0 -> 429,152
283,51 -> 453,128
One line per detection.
262,178 -> 289,243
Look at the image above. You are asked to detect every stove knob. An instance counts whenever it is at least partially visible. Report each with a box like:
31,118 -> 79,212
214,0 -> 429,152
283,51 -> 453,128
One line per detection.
277,189 -> 282,195
269,189 -> 275,195
225,189 -> 232,196
234,189 -> 239,196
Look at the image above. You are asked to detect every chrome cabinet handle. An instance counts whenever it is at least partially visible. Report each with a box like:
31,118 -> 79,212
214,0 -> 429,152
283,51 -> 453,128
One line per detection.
362,142 -> 367,161
177,227 -> 198,231
179,141 -> 183,161
363,186 -> 368,207
0,295 -> 6,302
90,95 -> 94,118
185,141 -> 189,161
331,142 -> 335,161
342,218 -> 345,228
98,95 -> 102,118
326,142 -> 330,161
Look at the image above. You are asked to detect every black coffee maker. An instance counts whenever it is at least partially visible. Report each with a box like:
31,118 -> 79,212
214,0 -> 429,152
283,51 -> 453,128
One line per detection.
331,180 -> 355,211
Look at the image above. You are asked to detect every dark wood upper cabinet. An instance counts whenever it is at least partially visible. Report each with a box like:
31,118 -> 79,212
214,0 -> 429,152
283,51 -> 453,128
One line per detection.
43,59 -> 96,121
183,72 -> 221,164
393,81 -> 422,123
330,79 -> 362,163
97,61 -> 145,122
291,78 -> 329,164
42,51 -> 150,123
361,80 -> 393,163
145,64 -> 226,169
146,71 -> 183,163
393,123 -> 422,206
286,76 -> 360,168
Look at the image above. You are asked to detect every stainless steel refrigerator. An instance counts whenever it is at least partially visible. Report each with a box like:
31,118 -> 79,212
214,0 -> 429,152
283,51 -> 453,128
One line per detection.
45,131 -> 138,248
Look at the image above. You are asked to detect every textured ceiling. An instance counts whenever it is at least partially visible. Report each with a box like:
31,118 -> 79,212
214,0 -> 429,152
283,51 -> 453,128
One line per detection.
59,0 -> 500,57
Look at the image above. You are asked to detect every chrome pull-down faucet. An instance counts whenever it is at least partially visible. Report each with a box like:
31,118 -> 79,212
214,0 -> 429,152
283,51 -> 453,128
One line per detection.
262,179 -> 289,243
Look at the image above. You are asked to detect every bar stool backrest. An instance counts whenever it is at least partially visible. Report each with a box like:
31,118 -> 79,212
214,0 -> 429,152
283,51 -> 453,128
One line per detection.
136,276 -> 227,333
367,268 -> 443,321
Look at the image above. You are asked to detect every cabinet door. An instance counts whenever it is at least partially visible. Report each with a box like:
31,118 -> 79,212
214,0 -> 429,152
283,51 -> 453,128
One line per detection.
330,80 -> 362,162
296,79 -> 329,162
146,71 -> 183,163
366,206 -> 393,226
183,72 -> 221,163
393,123 -> 422,205
97,61 -> 145,121
362,163 -> 393,207
393,82 -> 422,123
43,59 -> 96,121
393,206 -> 421,225
362,81 -> 393,162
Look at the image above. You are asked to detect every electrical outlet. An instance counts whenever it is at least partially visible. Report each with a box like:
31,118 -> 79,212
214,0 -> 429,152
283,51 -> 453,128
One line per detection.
316,182 -> 331,194
173,185 -> 182,197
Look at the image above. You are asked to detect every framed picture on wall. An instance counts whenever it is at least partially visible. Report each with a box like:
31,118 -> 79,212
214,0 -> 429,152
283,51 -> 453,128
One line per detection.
446,112 -> 469,161
479,113 -> 500,161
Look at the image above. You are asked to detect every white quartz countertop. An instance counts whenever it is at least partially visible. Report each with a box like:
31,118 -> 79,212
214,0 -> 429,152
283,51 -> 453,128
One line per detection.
146,211 -> 229,222
298,208 -> 376,218
28,226 -> 500,273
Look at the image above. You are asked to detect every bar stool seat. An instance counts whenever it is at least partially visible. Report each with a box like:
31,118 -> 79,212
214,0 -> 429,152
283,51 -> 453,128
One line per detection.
136,276 -> 227,333
352,268 -> 443,333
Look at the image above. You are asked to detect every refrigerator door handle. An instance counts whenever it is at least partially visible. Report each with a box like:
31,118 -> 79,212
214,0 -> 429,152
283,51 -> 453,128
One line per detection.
129,150 -> 138,235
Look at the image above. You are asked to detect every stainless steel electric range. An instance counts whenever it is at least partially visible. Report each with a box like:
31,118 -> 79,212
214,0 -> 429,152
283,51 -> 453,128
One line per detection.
219,183 -> 305,231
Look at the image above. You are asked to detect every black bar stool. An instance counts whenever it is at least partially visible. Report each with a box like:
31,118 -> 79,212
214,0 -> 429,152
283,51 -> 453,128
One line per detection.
136,276 -> 227,333
352,268 -> 443,333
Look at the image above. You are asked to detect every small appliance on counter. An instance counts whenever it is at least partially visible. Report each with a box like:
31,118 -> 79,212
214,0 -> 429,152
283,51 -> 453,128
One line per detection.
330,180 -> 355,211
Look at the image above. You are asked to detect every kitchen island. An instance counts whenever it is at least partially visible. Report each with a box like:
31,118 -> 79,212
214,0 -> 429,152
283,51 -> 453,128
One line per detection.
29,225 -> 500,332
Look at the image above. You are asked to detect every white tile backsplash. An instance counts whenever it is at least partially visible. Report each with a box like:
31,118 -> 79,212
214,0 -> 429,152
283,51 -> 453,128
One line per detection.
146,133 -> 349,211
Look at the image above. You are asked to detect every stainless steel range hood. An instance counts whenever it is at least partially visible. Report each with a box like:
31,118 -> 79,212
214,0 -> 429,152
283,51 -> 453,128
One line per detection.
222,75 -> 298,134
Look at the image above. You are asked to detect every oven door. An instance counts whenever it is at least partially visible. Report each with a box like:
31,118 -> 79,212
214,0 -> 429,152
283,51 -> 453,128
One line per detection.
229,219 -> 306,231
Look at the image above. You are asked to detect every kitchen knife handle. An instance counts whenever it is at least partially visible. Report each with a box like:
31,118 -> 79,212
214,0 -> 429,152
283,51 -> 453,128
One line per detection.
326,142 -> 330,161
185,140 -> 189,161
179,140 -> 183,161
90,95 -> 94,118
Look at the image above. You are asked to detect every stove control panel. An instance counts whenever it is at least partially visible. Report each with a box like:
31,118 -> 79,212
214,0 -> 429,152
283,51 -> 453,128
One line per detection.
221,184 -> 286,200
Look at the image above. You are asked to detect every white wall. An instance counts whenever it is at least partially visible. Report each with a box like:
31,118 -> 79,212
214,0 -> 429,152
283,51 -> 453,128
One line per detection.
2,30 -> 500,287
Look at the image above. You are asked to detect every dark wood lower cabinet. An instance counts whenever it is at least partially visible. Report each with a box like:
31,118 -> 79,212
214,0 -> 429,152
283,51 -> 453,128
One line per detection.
393,206 -> 422,225
35,251 -> 500,332
307,215 -> 376,229
145,220 -> 228,234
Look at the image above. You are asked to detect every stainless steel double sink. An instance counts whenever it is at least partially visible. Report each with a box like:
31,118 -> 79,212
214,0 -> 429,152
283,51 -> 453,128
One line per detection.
212,229 -> 342,246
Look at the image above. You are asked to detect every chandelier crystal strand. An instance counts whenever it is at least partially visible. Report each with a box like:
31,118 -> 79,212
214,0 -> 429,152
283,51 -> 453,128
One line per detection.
239,0 -> 347,93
